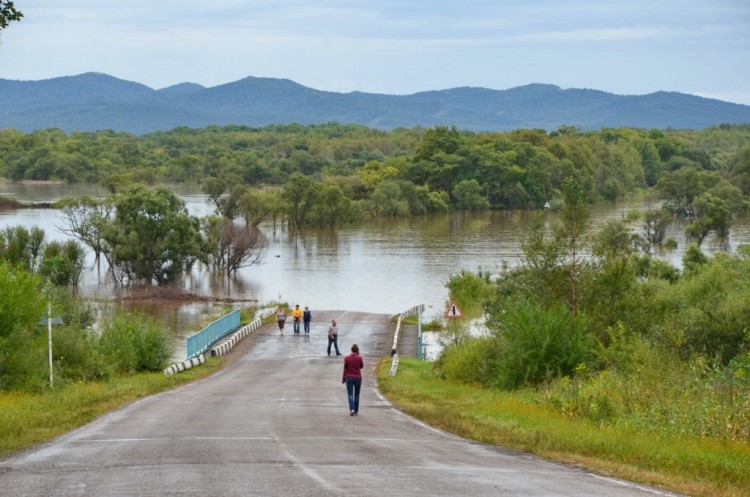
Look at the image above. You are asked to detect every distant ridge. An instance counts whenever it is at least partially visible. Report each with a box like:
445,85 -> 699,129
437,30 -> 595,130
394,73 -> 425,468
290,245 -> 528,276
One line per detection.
1,72 -> 749,134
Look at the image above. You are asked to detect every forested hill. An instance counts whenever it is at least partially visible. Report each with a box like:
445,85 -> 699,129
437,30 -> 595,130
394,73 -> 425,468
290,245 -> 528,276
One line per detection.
2,72 -> 750,134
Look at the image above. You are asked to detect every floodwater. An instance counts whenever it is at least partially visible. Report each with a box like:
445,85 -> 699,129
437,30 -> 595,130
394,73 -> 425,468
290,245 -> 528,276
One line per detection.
2,182 -> 749,359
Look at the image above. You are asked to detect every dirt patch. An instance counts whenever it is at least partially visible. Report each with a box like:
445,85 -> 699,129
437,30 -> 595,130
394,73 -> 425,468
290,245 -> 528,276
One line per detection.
116,285 -> 259,304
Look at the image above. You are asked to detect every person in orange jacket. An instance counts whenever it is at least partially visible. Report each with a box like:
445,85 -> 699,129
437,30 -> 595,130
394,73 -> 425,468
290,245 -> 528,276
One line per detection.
291,304 -> 303,334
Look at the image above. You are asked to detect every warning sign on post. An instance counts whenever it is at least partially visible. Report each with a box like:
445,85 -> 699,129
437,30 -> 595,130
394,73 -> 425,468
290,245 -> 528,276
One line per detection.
445,300 -> 464,318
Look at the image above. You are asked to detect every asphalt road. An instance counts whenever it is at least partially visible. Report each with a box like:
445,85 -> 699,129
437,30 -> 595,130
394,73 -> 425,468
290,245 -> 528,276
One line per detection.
0,311 -> 679,497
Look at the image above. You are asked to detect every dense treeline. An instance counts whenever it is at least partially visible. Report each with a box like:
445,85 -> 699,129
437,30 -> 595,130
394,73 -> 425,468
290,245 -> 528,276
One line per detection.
2,122 -> 749,217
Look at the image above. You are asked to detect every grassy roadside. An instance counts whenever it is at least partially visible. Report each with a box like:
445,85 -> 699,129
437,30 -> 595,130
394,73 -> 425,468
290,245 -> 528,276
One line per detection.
0,359 -> 222,459
377,357 -> 750,497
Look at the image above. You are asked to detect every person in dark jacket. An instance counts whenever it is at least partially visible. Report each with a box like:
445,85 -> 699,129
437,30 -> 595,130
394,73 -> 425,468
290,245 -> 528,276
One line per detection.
303,306 -> 312,335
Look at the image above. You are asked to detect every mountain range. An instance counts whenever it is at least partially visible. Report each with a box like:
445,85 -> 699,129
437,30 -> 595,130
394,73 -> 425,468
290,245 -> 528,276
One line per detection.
1,72 -> 749,134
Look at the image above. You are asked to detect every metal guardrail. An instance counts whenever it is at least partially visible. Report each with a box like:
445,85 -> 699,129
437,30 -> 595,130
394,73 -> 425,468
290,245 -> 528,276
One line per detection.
186,309 -> 241,359
389,304 -> 424,376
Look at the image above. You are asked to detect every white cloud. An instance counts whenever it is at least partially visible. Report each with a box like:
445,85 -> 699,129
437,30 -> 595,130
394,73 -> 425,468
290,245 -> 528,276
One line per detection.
511,26 -> 680,43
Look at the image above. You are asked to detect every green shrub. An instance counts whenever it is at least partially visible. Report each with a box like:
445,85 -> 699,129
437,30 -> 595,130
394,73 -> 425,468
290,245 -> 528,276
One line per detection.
437,302 -> 595,390
488,302 -> 595,389
625,208 -> 641,221
52,325 -> 111,382
0,263 -> 46,390
434,336 -> 492,384
97,312 -> 172,373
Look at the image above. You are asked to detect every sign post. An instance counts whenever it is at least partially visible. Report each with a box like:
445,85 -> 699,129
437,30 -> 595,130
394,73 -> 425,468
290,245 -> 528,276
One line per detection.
38,303 -> 63,388
445,300 -> 464,340
445,300 -> 464,319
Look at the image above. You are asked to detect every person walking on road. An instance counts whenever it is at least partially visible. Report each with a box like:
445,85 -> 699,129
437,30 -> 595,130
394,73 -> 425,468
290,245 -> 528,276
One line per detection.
276,306 -> 286,335
342,344 -> 364,416
303,306 -> 312,335
292,304 -> 303,334
327,319 -> 341,356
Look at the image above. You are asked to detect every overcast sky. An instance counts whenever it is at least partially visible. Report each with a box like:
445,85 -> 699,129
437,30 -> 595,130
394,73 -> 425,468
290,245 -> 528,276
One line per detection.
1,1 -> 749,104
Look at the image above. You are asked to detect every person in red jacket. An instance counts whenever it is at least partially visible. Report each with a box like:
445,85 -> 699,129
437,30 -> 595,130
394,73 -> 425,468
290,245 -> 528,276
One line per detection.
342,344 -> 364,416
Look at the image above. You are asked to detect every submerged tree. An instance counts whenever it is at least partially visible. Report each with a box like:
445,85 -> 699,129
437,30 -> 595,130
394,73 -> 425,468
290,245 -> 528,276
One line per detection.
103,186 -> 202,285
284,173 -> 318,230
56,195 -> 114,265
642,207 -> 673,250
685,194 -> 732,246
202,217 -> 267,277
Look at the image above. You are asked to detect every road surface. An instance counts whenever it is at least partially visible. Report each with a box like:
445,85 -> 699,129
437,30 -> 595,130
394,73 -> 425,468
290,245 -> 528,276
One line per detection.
0,311 -> 679,496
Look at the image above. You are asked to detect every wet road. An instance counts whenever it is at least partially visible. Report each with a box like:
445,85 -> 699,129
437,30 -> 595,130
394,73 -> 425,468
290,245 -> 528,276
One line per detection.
0,311 -> 678,496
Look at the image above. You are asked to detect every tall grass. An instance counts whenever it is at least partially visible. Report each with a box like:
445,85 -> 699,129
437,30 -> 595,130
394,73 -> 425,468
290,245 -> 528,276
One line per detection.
379,357 -> 750,497
539,329 -> 750,441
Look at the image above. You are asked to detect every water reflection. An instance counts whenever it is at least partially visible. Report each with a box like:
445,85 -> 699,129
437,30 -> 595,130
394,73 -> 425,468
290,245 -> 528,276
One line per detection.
2,183 -> 749,360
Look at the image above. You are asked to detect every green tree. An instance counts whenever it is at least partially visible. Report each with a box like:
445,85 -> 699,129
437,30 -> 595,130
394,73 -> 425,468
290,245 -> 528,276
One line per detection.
0,1 -> 22,31
56,195 -> 114,265
357,160 -> 400,191
682,244 -> 709,275
283,173 -> 318,229
556,177 -> 592,322
367,180 -> 409,218
586,220 -> 643,337
413,126 -> 462,162
670,253 -> 750,363
413,126 -> 465,194
307,183 -> 359,226
453,179 -> 489,211
39,240 -> 87,286
0,225 -> 45,272
202,177 -> 245,219
685,194 -> 732,245
395,180 -> 426,215
642,208 -> 674,250
655,167 -> 721,216
729,146 -> 750,196
238,188 -> 270,227
104,186 -> 202,285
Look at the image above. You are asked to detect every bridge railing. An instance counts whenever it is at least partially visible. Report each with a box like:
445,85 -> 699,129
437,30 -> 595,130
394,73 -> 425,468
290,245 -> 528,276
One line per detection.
186,309 -> 241,359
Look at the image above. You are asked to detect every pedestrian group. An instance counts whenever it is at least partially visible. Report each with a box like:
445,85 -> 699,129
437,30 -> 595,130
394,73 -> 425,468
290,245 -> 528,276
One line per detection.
274,305 -> 363,417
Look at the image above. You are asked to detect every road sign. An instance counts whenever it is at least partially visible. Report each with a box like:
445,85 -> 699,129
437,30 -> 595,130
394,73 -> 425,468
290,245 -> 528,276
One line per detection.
445,300 -> 464,318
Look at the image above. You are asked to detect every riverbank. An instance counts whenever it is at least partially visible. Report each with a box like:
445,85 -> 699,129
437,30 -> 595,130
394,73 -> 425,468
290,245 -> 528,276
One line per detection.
376,357 -> 750,497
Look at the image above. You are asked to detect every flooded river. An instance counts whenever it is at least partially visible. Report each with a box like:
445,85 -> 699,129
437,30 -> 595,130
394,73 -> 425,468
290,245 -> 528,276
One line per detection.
2,182 -> 749,358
